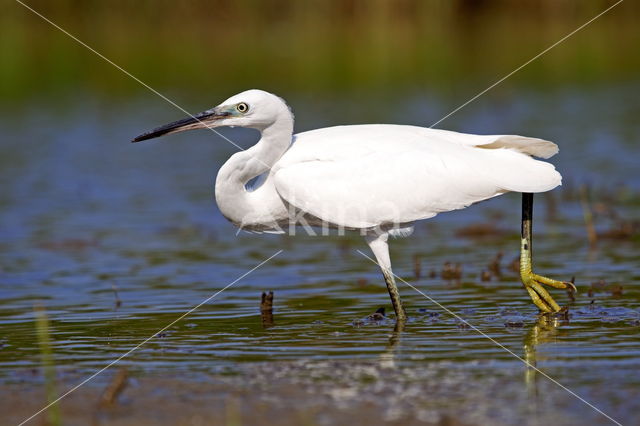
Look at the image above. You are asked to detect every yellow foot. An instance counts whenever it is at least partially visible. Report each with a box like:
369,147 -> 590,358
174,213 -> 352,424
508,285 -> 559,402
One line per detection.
521,271 -> 577,313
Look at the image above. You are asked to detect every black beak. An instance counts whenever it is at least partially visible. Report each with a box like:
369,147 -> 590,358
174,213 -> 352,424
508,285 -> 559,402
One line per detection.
131,108 -> 228,143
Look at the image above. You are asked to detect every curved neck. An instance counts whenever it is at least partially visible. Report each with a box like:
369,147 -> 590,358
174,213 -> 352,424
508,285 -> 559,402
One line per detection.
215,116 -> 293,226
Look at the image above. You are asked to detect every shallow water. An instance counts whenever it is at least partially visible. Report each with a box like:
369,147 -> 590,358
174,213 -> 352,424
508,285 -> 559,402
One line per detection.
0,87 -> 639,424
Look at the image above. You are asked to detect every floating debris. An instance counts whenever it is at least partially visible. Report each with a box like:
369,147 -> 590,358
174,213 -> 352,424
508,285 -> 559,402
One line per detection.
367,307 -> 385,321
456,321 -> 471,329
353,308 -> 387,327
441,262 -> 462,281
417,309 -> 440,319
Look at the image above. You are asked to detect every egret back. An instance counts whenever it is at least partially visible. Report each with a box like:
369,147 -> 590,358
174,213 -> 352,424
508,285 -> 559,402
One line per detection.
272,125 -> 561,229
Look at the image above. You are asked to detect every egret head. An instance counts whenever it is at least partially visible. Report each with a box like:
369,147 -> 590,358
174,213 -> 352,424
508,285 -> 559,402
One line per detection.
132,89 -> 293,142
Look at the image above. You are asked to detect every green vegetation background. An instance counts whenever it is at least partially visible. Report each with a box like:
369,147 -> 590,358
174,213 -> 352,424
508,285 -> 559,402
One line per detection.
1,0 -> 638,103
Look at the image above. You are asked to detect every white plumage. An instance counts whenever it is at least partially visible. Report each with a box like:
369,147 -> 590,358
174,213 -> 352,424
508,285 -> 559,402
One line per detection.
274,125 -> 560,230
133,89 -> 563,320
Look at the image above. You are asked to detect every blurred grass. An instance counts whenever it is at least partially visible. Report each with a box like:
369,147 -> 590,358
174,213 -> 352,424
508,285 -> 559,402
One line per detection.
1,0 -> 638,104
35,305 -> 61,426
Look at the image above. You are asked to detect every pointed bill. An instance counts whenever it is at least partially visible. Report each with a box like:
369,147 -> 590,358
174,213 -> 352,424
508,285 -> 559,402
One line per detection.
132,107 -> 229,142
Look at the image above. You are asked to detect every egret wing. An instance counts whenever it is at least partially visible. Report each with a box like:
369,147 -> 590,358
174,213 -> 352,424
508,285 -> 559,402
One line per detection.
272,125 -> 561,228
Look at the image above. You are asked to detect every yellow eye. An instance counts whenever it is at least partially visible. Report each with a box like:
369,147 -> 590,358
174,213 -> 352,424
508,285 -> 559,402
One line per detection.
236,102 -> 249,113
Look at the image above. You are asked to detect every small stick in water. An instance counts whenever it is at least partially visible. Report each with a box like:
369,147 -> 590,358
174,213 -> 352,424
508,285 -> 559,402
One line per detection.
566,276 -> 577,302
260,291 -> 274,328
111,283 -> 122,309
99,368 -> 128,407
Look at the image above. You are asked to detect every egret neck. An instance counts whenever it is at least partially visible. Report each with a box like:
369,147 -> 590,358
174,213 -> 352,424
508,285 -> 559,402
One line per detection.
214,111 -> 294,227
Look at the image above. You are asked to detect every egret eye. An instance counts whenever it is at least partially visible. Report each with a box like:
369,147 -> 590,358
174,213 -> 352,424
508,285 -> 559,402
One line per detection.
236,102 -> 249,113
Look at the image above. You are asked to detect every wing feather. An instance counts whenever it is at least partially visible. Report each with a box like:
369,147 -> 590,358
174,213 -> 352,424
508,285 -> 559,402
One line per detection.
272,125 -> 561,228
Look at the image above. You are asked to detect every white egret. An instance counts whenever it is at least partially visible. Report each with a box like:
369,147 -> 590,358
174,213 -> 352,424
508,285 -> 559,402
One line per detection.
133,89 -> 575,321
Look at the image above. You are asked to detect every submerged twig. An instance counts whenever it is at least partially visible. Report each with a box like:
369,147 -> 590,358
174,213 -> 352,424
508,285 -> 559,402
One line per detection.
566,276 -> 576,302
99,368 -> 129,407
111,282 -> 122,309
260,291 -> 274,328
